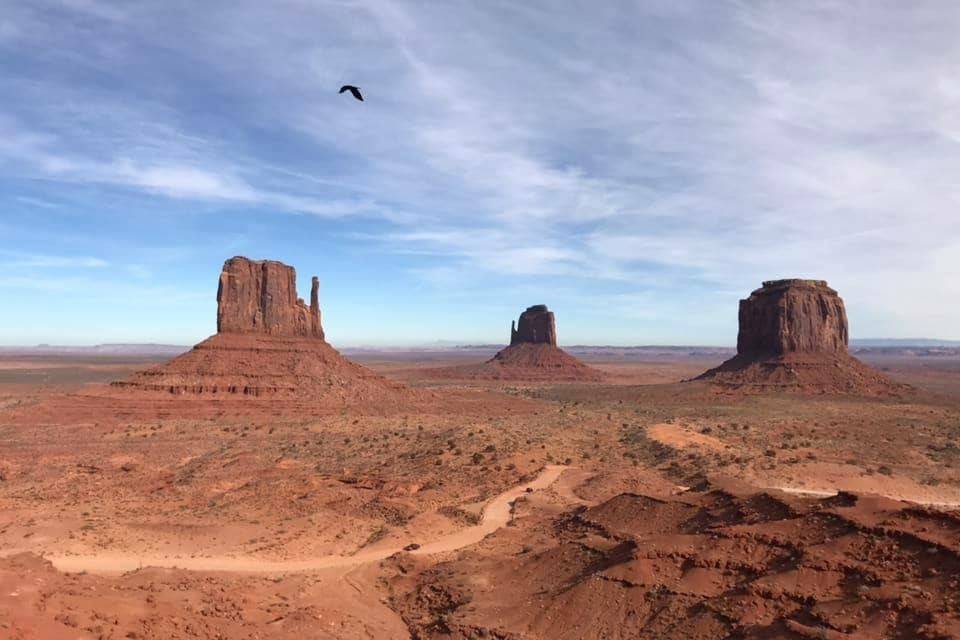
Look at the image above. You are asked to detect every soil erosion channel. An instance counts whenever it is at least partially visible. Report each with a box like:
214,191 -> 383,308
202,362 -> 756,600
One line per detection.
40,465 -> 570,575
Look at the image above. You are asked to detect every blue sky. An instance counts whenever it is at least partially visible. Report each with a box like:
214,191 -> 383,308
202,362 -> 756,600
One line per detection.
1,1 -> 959,346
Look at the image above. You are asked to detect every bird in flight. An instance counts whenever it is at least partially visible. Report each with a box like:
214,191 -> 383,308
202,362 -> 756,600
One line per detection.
339,85 -> 364,101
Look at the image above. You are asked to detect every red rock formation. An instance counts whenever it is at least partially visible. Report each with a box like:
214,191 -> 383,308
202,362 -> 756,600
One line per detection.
737,279 -> 847,357
115,257 -> 410,401
114,333 -> 403,398
391,478 -> 960,639
483,342 -> 604,381
434,305 -> 603,381
510,305 -> 557,346
216,257 -> 323,339
697,279 -> 904,394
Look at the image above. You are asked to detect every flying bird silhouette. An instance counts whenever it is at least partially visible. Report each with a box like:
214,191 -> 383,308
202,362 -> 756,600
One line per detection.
338,85 -> 363,101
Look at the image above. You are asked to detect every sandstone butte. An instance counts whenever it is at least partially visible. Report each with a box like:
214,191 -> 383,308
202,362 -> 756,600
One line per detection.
510,304 -> 557,346
697,279 -> 905,394
471,305 -> 604,381
114,257 -> 408,400
216,257 -> 324,339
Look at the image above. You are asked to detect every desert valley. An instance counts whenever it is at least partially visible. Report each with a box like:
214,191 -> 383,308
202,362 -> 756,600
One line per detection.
0,257 -> 958,639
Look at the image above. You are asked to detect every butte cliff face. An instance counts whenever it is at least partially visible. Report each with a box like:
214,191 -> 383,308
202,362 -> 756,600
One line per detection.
216,257 -> 323,339
510,305 -> 557,347
736,280 -> 847,357
697,279 -> 902,394
115,257 -> 408,400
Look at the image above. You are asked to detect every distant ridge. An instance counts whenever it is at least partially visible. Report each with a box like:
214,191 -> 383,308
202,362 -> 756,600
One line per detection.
0,344 -> 190,356
2,339 -> 957,357
851,338 -> 960,347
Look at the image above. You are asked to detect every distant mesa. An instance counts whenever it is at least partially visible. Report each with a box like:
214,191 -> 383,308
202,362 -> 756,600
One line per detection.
696,279 -> 905,394
437,305 -> 604,382
114,256 -> 408,400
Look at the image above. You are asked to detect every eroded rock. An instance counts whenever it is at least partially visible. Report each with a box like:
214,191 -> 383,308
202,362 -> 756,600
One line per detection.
216,256 -> 323,339
433,305 -> 603,381
737,279 -> 847,357
510,305 -> 557,346
114,256 -> 413,400
697,279 -> 904,395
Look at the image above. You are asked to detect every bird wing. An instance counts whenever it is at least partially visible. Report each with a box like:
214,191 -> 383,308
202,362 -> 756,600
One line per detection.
350,87 -> 364,101
338,85 -> 350,94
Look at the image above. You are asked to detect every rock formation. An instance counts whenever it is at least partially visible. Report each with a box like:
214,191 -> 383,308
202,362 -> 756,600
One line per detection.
216,257 -> 323,339
510,305 -> 557,346
697,279 -> 903,394
114,257 -> 409,401
736,280 -> 847,357
392,478 -> 960,639
438,305 -> 603,382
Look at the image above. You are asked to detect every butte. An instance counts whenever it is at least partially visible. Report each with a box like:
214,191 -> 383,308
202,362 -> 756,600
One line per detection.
444,305 -> 604,382
696,279 -> 905,394
114,256 -> 409,402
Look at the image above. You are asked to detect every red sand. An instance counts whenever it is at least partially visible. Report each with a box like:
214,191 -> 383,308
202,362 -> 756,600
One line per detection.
2,350 -> 959,639
389,478 -> 960,639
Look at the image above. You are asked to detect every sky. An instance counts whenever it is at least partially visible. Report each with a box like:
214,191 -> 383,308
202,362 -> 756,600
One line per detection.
1,0 -> 959,347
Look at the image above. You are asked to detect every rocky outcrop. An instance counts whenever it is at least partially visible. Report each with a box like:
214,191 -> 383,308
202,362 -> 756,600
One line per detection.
115,256 -> 411,401
484,342 -> 604,381
510,305 -> 557,346
434,305 -> 603,381
216,257 -> 323,339
390,479 -> 960,640
697,279 -> 904,395
737,280 -> 847,357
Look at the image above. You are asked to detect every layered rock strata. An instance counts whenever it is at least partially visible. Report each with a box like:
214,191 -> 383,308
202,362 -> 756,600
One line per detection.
216,257 -> 323,339
114,257 -> 406,399
736,279 -> 847,357
697,279 -> 903,394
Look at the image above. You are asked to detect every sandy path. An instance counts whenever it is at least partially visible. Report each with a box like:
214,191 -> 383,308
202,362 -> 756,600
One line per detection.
771,485 -> 960,508
550,468 -> 595,505
37,465 -> 569,575
672,481 -> 960,508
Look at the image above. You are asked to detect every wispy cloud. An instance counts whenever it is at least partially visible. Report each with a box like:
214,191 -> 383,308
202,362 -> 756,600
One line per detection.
1,0 -> 959,342
0,112 -> 390,219
0,251 -> 108,269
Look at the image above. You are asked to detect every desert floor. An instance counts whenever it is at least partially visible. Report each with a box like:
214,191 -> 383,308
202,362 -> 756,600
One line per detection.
1,349 -> 959,638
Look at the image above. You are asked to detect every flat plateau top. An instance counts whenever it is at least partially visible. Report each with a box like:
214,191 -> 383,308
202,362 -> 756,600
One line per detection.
224,256 -> 293,268
757,278 -> 833,292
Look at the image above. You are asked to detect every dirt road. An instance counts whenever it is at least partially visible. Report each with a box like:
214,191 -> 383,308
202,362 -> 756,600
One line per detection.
34,465 -> 570,575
